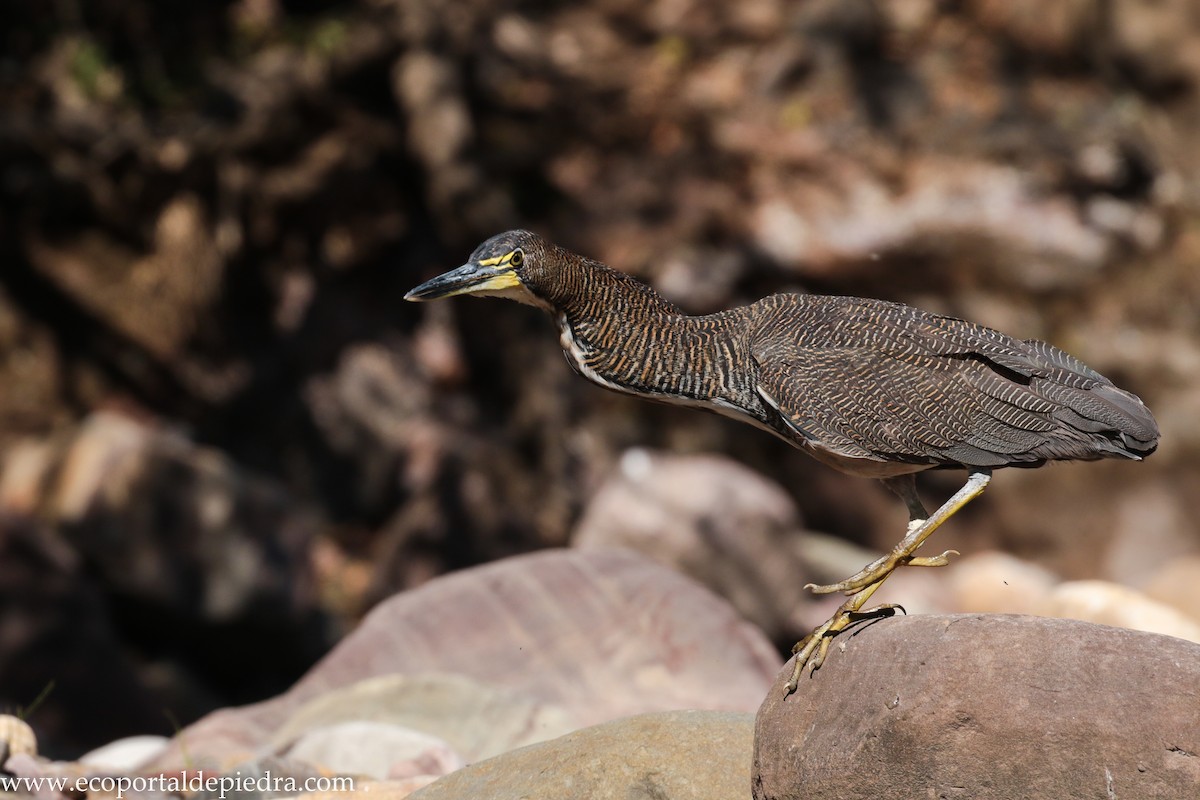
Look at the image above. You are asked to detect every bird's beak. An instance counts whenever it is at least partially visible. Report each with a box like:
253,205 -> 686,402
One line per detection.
404,261 -> 522,302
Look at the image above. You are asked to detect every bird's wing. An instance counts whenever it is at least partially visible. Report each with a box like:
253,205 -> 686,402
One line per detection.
748,295 -> 1150,468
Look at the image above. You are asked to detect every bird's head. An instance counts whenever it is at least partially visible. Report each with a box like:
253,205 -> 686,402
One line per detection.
404,230 -> 557,310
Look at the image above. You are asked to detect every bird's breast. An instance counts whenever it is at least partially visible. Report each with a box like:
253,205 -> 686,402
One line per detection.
557,314 -> 624,393
554,313 -> 792,438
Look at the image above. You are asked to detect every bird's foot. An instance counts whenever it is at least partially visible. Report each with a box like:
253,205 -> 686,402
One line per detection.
804,549 -> 959,595
783,599 -> 905,695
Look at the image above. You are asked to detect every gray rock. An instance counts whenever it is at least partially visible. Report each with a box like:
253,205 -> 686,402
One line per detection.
78,734 -> 170,771
269,674 -> 574,763
1145,554 -> 1200,622
573,449 -> 813,640
1101,482 -> 1194,588
946,549 -> 1059,615
283,721 -> 461,780
754,614 -> 1200,799
1036,579 -> 1200,643
152,549 -> 780,771
410,710 -> 754,800
0,714 -> 37,763
750,156 -> 1111,285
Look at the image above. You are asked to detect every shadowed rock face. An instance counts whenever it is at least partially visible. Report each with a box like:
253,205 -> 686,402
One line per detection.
754,614 -> 1200,800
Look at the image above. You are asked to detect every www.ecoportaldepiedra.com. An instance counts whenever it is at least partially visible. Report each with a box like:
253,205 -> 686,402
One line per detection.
0,769 -> 356,798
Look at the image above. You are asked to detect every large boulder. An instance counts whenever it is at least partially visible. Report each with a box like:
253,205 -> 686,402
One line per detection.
754,614 -> 1200,799
151,548 -> 780,771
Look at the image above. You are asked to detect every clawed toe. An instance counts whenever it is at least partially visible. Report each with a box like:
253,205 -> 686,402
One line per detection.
784,596 -> 904,693
784,628 -> 832,694
905,549 -> 960,569
847,602 -> 905,622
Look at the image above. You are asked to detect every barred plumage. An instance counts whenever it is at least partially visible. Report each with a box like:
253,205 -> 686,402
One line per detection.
406,229 -> 1160,690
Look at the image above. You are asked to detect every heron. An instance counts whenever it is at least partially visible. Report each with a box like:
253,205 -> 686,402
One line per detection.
406,230 -> 1159,693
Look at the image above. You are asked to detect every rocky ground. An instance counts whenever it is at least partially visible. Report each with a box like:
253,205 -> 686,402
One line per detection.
2,0 -> 1200,796
3,548 -> 1199,798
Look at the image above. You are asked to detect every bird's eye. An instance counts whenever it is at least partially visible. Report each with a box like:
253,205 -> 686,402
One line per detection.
509,249 -> 524,267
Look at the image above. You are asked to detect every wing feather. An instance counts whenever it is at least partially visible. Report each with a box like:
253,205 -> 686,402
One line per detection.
746,294 -> 1159,470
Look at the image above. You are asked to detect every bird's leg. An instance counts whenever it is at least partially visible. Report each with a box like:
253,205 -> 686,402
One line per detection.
785,469 -> 992,693
887,472 -> 930,534
888,472 -> 957,568
805,470 -> 990,595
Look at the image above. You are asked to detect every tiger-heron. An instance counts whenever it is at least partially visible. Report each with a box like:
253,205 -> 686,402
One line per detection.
406,230 -> 1160,694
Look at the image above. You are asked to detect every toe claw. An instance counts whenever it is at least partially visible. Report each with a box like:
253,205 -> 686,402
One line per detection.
905,549 -> 960,569
848,602 -> 905,622
807,637 -> 831,673
784,633 -> 823,694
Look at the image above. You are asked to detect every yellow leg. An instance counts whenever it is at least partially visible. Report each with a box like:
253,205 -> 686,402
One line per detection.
806,469 -> 990,595
784,469 -> 991,694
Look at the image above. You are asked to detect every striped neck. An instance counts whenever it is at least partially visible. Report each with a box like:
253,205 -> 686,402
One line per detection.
535,254 -> 681,320
542,258 -> 750,406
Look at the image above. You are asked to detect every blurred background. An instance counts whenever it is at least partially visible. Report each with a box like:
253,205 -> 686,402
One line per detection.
1,0 -> 1197,758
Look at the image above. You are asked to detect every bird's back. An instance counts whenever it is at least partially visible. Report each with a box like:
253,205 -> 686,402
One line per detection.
746,294 -> 1159,474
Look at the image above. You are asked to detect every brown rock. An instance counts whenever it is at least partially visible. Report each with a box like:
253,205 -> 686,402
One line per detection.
288,548 -> 781,724
970,0 -> 1094,57
0,439 -> 55,515
410,710 -> 754,800
754,614 -> 1200,799
27,411 -> 323,627
573,449 -> 812,639
1105,0 -> 1200,93
0,290 -> 66,453
25,194 -> 224,361
285,777 -> 437,800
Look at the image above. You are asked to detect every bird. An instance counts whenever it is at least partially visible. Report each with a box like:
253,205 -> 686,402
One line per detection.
405,229 -> 1160,694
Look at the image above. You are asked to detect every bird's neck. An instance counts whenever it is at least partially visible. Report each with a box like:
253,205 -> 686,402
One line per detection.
546,256 -> 681,324
547,259 -> 751,405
